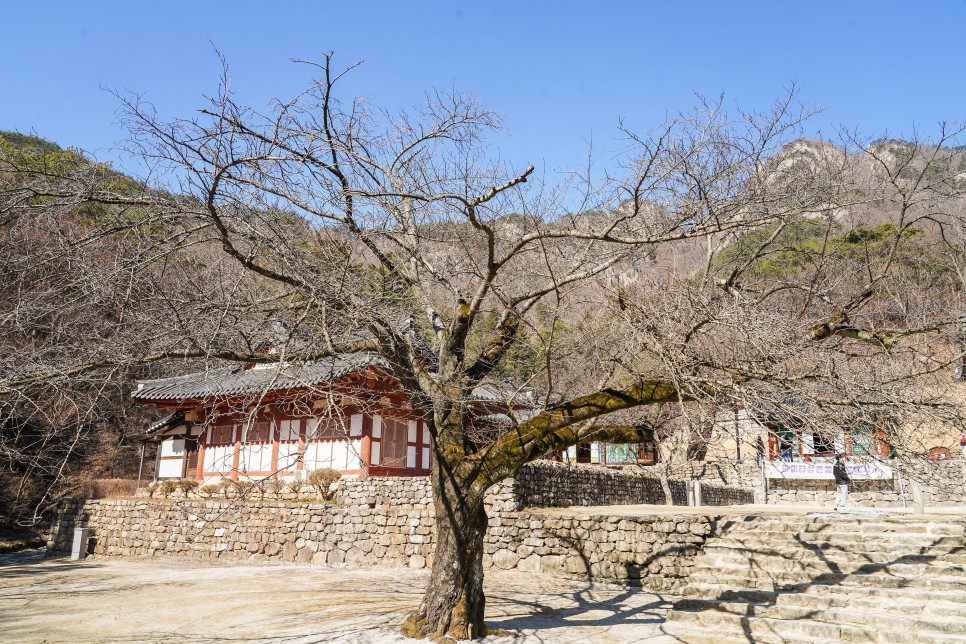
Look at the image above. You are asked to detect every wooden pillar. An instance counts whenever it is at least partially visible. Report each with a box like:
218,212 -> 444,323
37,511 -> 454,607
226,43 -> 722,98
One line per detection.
153,443 -> 161,483
181,428 -> 189,480
231,424 -> 241,481
269,420 -> 280,478
196,427 -> 206,481
296,419 -> 306,472
360,434 -> 372,480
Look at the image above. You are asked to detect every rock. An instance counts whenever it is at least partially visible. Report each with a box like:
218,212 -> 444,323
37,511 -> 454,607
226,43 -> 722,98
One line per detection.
491,549 -> 520,570
327,550 -> 345,564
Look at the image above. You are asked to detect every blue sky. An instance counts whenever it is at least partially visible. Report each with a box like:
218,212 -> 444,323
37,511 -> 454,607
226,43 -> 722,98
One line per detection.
2,1 -> 965,180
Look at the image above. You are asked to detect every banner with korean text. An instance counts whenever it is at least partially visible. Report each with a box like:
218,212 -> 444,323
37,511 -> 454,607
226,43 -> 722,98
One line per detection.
764,460 -> 892,480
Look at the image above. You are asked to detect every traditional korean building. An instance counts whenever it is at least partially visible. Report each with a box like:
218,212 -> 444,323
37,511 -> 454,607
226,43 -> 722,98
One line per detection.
136,351 -> 526,482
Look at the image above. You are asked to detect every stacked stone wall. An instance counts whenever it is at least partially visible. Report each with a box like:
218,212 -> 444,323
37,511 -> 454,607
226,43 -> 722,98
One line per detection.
508,461 -> 668,507
764,459 -> 966,507
700,482 -> 756,506
766,478 -> 896,506
506,461 -> 751,508
49,498 -> 435,568
336,476 -> 432,509
907,459 -> 966,505
136,461 -> 755,511
48,498 -> 718,591
334,461 -> 752,511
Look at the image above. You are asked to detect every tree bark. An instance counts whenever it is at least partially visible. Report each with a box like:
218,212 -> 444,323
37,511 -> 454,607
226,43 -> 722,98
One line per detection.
402,466 -> 489,641
658,462 -> 674,506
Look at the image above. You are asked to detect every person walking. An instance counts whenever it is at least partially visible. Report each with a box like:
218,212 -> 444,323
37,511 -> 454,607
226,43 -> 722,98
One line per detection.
833,454 -> 851,512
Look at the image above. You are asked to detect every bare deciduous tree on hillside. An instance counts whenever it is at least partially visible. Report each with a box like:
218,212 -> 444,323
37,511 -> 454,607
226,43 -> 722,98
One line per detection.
3,56 -> 966,639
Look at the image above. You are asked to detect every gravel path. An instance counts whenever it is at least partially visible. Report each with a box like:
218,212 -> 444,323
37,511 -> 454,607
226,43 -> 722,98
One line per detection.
0,555 -> 683,643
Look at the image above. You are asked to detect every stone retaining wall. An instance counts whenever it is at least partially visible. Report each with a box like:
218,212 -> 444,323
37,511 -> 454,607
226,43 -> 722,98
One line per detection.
337,476 -> 433,509
766,477 -> 896,506
690,462 -> 766,504
502,461 -> 757,508
764,459 -> 966,507
48,498 -> 719,591
508,461 -> 683,507
673,458 -> 966,508
139,461 -> 756,511
700,482 -> 756,506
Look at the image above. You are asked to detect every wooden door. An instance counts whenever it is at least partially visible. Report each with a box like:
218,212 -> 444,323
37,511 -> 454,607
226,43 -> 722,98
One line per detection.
381,418 -> 408,468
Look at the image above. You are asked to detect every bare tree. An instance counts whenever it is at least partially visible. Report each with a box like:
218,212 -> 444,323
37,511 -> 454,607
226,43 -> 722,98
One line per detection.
3,56 -> 966,640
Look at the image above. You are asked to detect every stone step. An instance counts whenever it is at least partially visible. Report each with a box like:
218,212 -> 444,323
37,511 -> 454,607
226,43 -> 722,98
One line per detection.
666,605 -> 966,643
711,533 -> 965,549
800,581 -> 966,604
675,518 -> 966,642
673,598 -> 966,636
740,519 -> 966,535
771,591 -> 966,619
665,626 -> 826,644
721,522 -> 966,536
687,570 -> 966,592
664,606 -> 883,643
700,543 -> 966,565
661,625 -> 795,644
683,580 -> 966,605
699,554 -> 966,577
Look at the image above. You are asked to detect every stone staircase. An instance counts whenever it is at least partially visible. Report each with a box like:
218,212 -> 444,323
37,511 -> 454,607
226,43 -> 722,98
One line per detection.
664,514 -> 966,643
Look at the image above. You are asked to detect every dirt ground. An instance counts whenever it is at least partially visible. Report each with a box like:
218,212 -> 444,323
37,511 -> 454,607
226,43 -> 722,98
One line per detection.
0,552 -> 684,643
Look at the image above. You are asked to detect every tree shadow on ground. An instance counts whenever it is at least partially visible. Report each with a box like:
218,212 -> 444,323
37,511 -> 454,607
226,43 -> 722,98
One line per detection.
485,584 -> 671,643
484,529 -> 702,642
662,515 -> 966,643
0,553 -> 98,580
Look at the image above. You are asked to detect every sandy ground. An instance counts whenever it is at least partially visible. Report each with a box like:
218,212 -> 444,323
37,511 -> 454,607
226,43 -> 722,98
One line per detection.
0,552 -> 685,644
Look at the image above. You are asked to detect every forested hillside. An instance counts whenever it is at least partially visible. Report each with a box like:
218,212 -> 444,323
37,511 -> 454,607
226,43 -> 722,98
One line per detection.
3,117 -> 966,535
0,131 -> 166,528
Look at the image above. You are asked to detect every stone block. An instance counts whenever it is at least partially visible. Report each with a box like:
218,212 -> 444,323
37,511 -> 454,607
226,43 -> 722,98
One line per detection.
491,549 -> 520,570
409,554 -> 426,568
327,550 -> 345,564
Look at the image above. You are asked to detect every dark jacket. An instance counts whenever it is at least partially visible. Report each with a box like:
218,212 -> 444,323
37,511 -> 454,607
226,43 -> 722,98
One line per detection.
833,461 -> 851,485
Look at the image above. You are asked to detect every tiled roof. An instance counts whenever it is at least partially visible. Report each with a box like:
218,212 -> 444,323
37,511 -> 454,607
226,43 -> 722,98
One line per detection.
132,352 -> 387,402
143,410 -> 186,439
132,348 -> 536,410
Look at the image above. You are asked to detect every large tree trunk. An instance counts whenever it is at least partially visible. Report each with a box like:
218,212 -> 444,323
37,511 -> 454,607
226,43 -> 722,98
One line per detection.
402,468 -> 489,640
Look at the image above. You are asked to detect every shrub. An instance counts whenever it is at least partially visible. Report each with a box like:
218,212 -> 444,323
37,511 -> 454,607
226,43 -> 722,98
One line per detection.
286,479 -> 305,495
218,479 -> 239,496
177,479 -> 200,495
266,479 -> 286,496
146,482 -> 159,498
199,483 -> 220,498
307,468 -> 341,500
235,481 -> 254,498
159,480 -> 178,498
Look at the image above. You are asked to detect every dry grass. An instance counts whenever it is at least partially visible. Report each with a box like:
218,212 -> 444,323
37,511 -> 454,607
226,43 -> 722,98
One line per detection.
78,478 -> 139,499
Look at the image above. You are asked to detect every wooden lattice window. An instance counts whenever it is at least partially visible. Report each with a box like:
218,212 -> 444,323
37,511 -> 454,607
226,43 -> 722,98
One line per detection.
309,416 -> 344,440
210,424 -> 235,444
245,421 -> 272,443
277,419 -> 301,442
381,417 -> 408,468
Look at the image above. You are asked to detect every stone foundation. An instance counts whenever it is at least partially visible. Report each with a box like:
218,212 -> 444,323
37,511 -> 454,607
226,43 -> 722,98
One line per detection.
140,461 -> 756,511
501,461 -> 754,508
48,461 -> 753,590
48,498 -> 719,591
